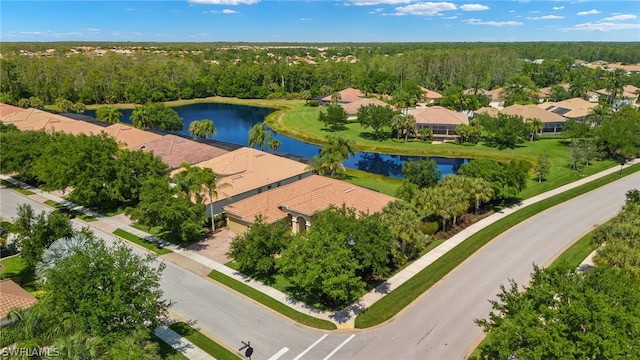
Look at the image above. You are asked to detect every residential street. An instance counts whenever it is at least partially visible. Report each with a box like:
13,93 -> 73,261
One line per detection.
2,170 -> 639,359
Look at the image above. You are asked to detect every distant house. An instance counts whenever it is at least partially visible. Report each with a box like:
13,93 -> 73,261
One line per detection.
419,87 -> 442,104
137,134 -> 228,169
473,106 -> 500,118
538,98 -> 598,121
341,97 -> 393,116
0,279 -> 37,327
174,147 -> 312,215
319,87 -> 365,105
223,175 -> 396,234
502,104 -> 567,134
536,84 -> 570,103
407,106 -> 468,140
584,91 -> 600,103
464,88 -> 503,109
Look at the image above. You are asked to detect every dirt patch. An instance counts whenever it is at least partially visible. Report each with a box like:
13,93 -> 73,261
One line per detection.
185,228 -> 237,264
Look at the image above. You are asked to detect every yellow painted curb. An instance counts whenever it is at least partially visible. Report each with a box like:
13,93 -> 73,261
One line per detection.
337,323 -> 355,329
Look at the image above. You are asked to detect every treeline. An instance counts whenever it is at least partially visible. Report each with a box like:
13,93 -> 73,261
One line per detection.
2,42 -> 639,106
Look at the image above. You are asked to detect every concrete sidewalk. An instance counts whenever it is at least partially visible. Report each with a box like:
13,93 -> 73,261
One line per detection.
155,326 -> 216,360
2,159 -> 638,328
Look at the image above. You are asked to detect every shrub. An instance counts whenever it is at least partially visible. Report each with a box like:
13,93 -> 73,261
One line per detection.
419,221 -> 440,235
306,100 -> 320,107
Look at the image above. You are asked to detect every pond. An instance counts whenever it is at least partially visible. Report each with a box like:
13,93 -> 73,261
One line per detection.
85,103 -> 468,178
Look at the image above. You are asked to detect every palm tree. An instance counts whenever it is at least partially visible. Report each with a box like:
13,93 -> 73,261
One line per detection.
248,122 -> 270,150
468,177 -> 494,214
604,69 -> 625,104
268,137 -> 281,151
55,98 -> 73,113
71,102 -> 86,114
54,332 -> 106,359
323,135 -> 358,160
526,117 -> 544,141
95,106 -> 121,124
35,233 -> 91,282
380,201 -> 424,265
172,163 -> 206,204
391,114 -> 404,140
196,167 -> 231,232
189,119 -> 218,139
402,114 -> 416,142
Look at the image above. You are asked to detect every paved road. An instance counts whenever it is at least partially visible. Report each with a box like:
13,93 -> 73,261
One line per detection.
3,171 -> 639,359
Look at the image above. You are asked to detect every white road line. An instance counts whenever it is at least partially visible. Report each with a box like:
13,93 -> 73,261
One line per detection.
322,335 -> 356,360
268,347 -> 289,360
292,334 -> 328,360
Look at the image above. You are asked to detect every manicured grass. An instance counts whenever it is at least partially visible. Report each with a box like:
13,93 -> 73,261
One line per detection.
168,322 -> 241,360
43,200 -> 97,222
113,228 -> 173,255
1,179 -> 35,195
132,223 -> 168,238
208,270 -> 337,330
344,169 -> 402,197
0,256 -> 38,292
354,163 -> 640,328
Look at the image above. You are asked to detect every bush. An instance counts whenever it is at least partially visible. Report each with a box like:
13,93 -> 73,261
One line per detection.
306,100 -> 320,107
419,221 -> 440,235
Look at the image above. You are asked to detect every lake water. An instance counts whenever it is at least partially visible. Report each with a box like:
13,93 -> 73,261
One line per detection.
85,103 -> 467,178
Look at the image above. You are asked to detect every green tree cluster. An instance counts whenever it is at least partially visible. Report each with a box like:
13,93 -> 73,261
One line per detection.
308,135 -> 358,178
130,102 -> 183,131
356,104 -> 397,139
477,113 -> 528,149
458,159 -> 529,202
318,104 -> 348,131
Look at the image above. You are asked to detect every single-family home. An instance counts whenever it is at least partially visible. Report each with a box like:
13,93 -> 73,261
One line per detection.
407,106 -> 469,140
464,88 -> 503,109
473,106 -> 500,118
0,108 -> 103,135
101,123 -> 164,150
419,87 -> 443,104
584,91 -> 600,103
539,98 -> 599,121
174,147 -> 312,215
502,104 -> 567,134
341,97 -> 393,116
0,279 -> 37,326
223,174 -> 396,234
319,87 -> 365,105
0,103 -> 27,117
137,134 -> 228,169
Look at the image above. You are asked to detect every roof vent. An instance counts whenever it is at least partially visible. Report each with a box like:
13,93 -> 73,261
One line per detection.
232,175 -> 243,180
344,187 -> 356,193
255,153 -> 265,158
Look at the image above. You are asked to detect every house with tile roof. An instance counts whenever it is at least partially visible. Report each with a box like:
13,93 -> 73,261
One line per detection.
0,103 -> 28,117
137,134 -> 228,169
101,123 -> 164,150
0,279 -> 37,326
407,106 -> 469,140
539,98 -> 598,121
419,87 -> 443,104
320,87 -> 365,105
464,88 -> 504,109
502,104 -> 567,134
0,108 -> 104,135
473,106 -> 500,118
174,147 -> 312,215
223,175 -> 396,234
341,97 -> 393,116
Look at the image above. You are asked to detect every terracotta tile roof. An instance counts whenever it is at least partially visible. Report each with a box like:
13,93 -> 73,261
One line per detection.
486,87 -> 504,101
224,175 -> 396,223
0,103 -> 28,117
138,134 -> 228,169
176,147 -> 310,199
102,123 -> 164,149
474,107 -> 500,117
502,104 -> 565,123
0,279 -> 37,319
0,108 -> 77,132
623,85 -> 640,99
42,119 -> 105,135
408,106 -> 469,126
341,97 -> 393,115
539,98 -> 598,119
419,87 -> 443,99
321,87 -> 365,103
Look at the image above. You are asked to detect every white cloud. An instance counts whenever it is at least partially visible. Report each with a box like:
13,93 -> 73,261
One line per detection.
527,15 -> 564,20
602,14 -> 637,21
300,17 -> 311,21
222,9 -> 237,13
188,0 -> 259,5
87,28 -> 101,32
394,2 -> 457,16
552,6 -> 564,11
508,10 -> 515,13
443,15 -> 458,19
565,21 -> 640,32
349,0 -> 410,5
464,18 -> 523,26
19,31 -> 46,35
577,9 -> 601,16
460,4 -> 489,11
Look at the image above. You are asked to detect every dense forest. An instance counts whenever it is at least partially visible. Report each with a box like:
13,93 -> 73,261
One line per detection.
1,42 -> 639,105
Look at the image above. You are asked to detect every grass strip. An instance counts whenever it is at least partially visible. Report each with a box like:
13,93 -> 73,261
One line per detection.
43,200 -> 97,222
208,270 -> 337,330
153,333 -> 189,360
0,256 -> 37,292
113,228 -> 172,255
355,163 -> 640,328
168,322 -> 241,360
1,179 -> 35,195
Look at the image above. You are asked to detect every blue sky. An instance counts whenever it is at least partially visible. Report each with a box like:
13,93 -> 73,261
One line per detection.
1,1 -> 639,42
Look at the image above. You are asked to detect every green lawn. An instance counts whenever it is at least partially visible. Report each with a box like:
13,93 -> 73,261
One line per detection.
113,228 -> 173,255
0,256 -> 38,292
1,179 -> 35,195
43,199 -> 97,222
208,270 -> 337,330
153,334 -> 189,360
343,169 -> 402,197
354,162 -> 640,328
168,322 -> 241,360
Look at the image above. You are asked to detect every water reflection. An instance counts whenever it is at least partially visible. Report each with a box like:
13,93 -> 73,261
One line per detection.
85,103 -> 468,178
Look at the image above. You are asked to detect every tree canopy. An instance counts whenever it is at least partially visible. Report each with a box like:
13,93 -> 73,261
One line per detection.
130,102 -> 183,131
